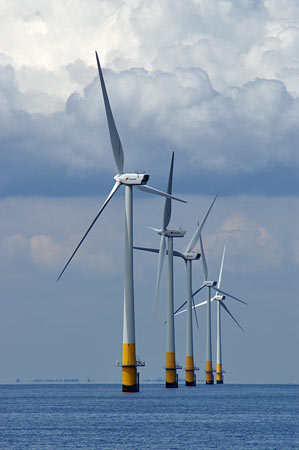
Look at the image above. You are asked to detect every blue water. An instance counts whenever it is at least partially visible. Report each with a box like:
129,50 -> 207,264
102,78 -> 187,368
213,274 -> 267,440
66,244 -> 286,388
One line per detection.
0,384 -> 298,449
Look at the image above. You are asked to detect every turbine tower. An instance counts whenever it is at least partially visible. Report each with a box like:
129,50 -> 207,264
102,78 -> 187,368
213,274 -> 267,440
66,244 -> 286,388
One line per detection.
57,52 -> 186,393
135,152 -> 186,388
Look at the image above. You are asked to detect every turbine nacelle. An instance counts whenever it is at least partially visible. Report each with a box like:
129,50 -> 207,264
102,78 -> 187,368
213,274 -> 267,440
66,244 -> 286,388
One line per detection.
164,228 -> 186,238
149,227 -> 186,238
215,294 -> 225,301
114,173 -> 149,185
184,252 -> 201,260
150,228 -> 186,238
203,280 -> 217,287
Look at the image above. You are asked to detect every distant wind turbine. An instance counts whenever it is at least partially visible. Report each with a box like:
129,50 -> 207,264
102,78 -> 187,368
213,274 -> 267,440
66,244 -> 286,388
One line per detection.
171,195 -> 218,386
57,52 -> 186,393
175,237 -> 247,384
134,151 -> 186,388
196,246 -> 245,384
214,246 -> 246,383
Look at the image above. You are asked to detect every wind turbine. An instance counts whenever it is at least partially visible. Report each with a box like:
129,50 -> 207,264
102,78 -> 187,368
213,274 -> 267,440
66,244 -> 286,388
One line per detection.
175,237 -> 247,384
172,196 -> 217,386
134,151 -> 186,388
57,52 -> 186,393
196,246 -> 245,384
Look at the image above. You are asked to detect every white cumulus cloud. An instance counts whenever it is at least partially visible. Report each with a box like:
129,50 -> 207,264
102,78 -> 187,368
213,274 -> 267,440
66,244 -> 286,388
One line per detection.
0,0 -> 299,195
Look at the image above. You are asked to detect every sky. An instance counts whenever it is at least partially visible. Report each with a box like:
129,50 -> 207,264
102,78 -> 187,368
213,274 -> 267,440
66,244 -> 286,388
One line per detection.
0,0 -> 298,385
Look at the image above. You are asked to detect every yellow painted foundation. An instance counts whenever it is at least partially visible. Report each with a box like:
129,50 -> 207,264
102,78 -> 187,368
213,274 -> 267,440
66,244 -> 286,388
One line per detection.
122,343 -> 137,389
216,363 -> 223,384
165,352 -> 177,386
206,360 -> 214,384
185,355 -> 195,385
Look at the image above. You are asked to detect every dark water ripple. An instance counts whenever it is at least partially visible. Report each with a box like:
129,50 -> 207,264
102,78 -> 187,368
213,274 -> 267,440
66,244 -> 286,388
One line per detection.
0,384 -> 298,449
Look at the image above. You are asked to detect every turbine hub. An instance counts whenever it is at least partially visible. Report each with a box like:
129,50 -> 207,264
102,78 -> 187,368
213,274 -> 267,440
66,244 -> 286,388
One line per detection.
114,173 -> 149,185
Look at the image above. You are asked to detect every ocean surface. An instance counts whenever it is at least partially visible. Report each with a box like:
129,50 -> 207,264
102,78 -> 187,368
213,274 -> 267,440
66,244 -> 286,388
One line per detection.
0,384 -> 298,450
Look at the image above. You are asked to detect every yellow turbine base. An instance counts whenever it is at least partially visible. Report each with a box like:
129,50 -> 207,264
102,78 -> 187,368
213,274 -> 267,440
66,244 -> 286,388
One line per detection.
185,355 -> 195,385
206,360 -> 214,384
216,363 -> 223,383
122,343 -> 137,389
165,352 -> 177,386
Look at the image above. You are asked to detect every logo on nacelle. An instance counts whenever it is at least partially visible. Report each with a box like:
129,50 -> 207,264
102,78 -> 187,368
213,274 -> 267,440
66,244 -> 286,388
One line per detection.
165,229 -> 186,238
184,252 -> 200,260
203,280 -> 217,287
114,173 -> 149,185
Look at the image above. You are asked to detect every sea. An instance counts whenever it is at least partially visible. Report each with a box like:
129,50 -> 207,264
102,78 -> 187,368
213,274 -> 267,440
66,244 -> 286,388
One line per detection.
0,384 -> 298,450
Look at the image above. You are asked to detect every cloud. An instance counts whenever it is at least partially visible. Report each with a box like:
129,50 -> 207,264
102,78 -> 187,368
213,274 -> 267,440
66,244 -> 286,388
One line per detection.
0,195 -> 293,278
30,235 -> 62,266
0,196 -> 125,280
205,212 -> 284,272
0,228 -> 122,279
1,1 -> 299,197
0,62 -> 299,197
2,233 -> 28,258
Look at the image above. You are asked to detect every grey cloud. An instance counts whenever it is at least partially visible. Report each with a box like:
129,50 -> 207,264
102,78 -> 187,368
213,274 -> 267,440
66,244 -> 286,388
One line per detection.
66,59 -> 96,86
1,61 -> 299,197
1,1 -> 299,197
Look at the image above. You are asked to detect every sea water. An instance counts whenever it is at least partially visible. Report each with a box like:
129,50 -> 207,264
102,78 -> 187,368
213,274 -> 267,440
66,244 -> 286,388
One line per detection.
0,384 -> 298,449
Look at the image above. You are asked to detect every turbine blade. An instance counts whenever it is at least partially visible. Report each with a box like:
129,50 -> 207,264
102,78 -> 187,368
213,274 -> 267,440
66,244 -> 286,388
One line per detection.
192,284 -> 205,297
211,286 -> 248,305
57,181 -> 121,281
148,227 -> 161,232
95,51 -> 124,174
173,307 -> 187,317
137,185 -> 186,203
174,300 -> 187,316
194,299 -> 208,307
172,250 -> 185,259
220,301 -> 244,332
217,245 -> 226,291
133,246 -> 159,254
198,232 -> 208,281
192,295 -> 217,309
174,298 -> 206,318
155,235 -> 166,312
185,194 -> 218,253
192,295 -> 199,330
163,151 -> 174,229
